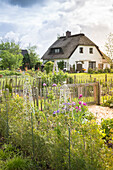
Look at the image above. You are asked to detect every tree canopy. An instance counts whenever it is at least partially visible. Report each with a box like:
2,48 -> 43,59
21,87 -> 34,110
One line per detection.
0,41 -> 23,70
27,44 -> 39,69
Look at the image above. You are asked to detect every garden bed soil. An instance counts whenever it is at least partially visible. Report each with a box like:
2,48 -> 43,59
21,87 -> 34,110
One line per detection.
88,105 -> 113,124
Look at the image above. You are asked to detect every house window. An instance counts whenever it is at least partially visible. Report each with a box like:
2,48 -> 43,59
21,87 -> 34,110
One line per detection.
98,63 -> 103,69
89,48 -> 93,54
79,47 -> 83,53
49,48 -> 63,54
54,48 -> 60,53
89,61 -> 96,69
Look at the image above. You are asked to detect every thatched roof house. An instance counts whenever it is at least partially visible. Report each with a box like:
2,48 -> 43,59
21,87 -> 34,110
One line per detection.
42,31 -> 110,72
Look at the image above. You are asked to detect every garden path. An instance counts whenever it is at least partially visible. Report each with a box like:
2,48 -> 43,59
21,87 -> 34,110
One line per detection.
88,105 -> 113,124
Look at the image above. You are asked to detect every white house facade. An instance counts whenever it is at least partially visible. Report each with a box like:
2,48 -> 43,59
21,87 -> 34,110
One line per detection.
42,31 -> 110,72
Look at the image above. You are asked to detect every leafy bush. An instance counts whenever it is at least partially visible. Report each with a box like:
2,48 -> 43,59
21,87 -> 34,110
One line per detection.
101,118 -> 113,148
4,157 -> 34,170
0,92 -> 113,169
102,97 -> 113,108
88,68 -> 94,74
0,144 -> 35,170
44,61 -> 54,74
104,68 -> 111,73
0,70 -> 22,76
98,69 -> 103,73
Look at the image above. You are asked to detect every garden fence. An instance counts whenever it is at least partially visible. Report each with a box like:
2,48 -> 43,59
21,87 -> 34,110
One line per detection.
0,74 -> 113,106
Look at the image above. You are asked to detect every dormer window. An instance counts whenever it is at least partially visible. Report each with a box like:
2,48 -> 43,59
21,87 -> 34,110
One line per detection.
89,48 -> 93,54
79,47 -> 83,53
49,48 -> 63,55
55,48 -> 60,53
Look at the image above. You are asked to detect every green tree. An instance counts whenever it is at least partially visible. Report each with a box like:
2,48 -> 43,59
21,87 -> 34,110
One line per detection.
0,41 -> 23,70
27,45 -> 39,69
23,53 -> 30,69
44,61 -> 54,74
57,60 -> 64,70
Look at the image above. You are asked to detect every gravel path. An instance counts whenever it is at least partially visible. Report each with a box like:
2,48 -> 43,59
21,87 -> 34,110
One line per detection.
88,105 -> 113,124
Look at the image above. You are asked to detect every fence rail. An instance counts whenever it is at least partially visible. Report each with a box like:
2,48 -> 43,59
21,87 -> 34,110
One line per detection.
0,74 -> 113,107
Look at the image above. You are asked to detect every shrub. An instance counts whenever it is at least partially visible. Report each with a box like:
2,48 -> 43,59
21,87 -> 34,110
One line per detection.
104,68 -> 111,73
44,61 -> 54,74
98,69 -> 103,73
101,118 -> 113,148
0,91 -> 113,169
4,157 -> 34,170
88,68 -> 94,74
102,97 -> 113,108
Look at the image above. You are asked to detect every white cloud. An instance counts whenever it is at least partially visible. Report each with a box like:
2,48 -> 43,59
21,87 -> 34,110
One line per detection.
0,0 -> 113,57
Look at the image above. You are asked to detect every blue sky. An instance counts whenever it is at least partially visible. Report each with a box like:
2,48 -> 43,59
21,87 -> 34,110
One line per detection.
0,0 -> 113,57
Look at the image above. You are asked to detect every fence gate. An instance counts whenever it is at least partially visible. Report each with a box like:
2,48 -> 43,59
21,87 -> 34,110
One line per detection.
67,82 -> 100,104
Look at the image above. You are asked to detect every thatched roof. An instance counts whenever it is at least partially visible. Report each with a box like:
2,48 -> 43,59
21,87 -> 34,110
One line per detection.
42,33 -> 103,60
101,51 -> 111,63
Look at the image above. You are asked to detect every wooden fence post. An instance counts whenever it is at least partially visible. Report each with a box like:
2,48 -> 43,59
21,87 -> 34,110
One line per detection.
93,84 -> 97,103
105,74 -> 107,82
97,82 -> 101,105
74,75 -> 76,84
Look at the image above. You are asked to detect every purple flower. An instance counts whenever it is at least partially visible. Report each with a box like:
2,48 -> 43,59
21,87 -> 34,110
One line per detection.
63,103 -> 67,105
72,102 -> 76,106
79,94 -> 83,99
79,101 -> 82,105
57,110 -> 59,113
52,83 -> 57,87
76,106 -> 79,109
79,109 -> 81,111
53,111 -> 56,114
43,83 -> 46,86
83,102 -> 87,106
67,102 -> 71,105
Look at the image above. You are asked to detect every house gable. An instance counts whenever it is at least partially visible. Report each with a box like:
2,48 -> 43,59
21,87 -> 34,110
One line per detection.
41,32 -> 103,60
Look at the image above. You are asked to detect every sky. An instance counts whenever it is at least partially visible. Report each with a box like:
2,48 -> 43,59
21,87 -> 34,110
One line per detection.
0,0 -> 113,58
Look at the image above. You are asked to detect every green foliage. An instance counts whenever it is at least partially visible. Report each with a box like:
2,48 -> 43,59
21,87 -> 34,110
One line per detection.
0,41 -> 23,70
88,68 -> 94,74
0,70 -> 22,76
57,60 -> 64,70
44,61 -> 54,74
104,68 -> 111,73
27,45 -> 39,69
102,96 -> 113,108
0,91 -> 113,169
23,53 -> 30,69
4,157 -> 33,170
0,144 -> 35,170
98,69 -> 103,73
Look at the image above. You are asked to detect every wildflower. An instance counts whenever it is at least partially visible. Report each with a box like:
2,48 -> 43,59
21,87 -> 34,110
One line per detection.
53,111 -> 56,114
52,83 -> 57,87
76,106 -> 79,109
72,102 -> 76,107
83,102 -> 87,106
79,101 -> 82,105
43,83 -> 46,86
79,109 -> 81,111
79,94 -> 82,99
63,103 -> 67,105
67,102 -> 71,105
57,110 -> 59,113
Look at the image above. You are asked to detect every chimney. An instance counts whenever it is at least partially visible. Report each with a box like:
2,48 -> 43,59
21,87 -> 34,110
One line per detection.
66,31 -> 71,38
